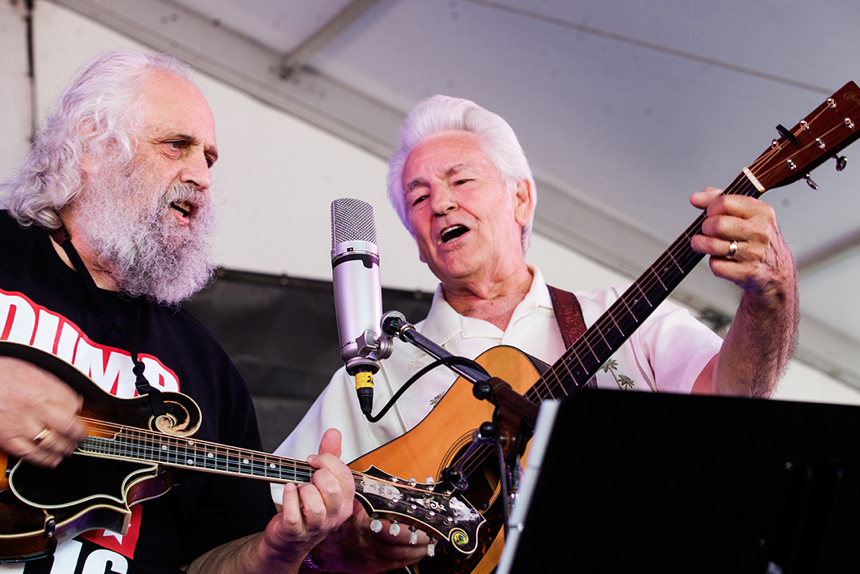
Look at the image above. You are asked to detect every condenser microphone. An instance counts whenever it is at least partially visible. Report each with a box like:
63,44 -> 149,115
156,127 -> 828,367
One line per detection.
331,198 -> 383,416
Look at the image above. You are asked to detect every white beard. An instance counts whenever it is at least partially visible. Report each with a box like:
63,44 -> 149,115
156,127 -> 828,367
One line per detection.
71,160 -> 217,306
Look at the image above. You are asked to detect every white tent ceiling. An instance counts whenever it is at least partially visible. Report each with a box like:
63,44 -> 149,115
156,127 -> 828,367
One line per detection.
50,0 -> 860,387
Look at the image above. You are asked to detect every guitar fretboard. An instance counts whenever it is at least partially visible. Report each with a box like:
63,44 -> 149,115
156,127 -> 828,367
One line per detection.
527,172 -> 761,403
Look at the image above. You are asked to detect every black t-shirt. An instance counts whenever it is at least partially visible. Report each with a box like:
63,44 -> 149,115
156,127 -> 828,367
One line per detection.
0,212 -> 277,572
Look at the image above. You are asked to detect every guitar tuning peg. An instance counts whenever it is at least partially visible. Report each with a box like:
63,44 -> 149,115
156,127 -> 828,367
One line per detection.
409,528 -> 419,546
804,174 -> 819,190
370,518 -> 383,533
389,521 -> 401,536
834,154 -> 848,171
428,540 -> 437,557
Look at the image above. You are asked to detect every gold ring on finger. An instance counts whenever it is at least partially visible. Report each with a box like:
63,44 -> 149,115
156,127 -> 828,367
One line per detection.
726,240 -> 738,260
33,427 -> 51,445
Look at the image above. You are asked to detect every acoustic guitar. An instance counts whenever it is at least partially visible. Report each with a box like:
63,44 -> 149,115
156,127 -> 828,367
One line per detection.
349,82 -> 860,574
0,341 -> 485,562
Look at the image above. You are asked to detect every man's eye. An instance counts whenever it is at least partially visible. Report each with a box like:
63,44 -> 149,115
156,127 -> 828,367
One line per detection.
167,141 -> 185,150
454,179 -> 472,185
411,195 -> 428,206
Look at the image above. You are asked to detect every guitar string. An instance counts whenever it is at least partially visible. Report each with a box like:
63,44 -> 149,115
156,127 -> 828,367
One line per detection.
533,118 -> 848,403
62,105 -> 855,507
449,114 -> 848,481
452,175 -> 756,477
536,109 -> 857,400
434,102 -> 856,500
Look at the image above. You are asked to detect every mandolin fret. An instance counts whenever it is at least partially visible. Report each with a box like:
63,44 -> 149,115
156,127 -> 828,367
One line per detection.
79,428 -> 314,484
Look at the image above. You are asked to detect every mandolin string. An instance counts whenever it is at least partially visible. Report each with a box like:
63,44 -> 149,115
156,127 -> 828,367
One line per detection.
71,105 -> 852,504
77,417 -> 316,483
76,417 -> 438,494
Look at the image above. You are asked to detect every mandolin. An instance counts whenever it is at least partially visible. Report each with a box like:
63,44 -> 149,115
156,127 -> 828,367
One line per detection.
349,81 -> 860,574
0,340 -> 485,563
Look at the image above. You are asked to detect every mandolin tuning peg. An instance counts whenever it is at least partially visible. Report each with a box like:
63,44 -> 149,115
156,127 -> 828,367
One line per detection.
834,154 -> 848,171
409,528 -> 419,546
370,518 -> 383,533
804,174 -> 819,190
428,540 -> 437,557
389,521 -> 401,536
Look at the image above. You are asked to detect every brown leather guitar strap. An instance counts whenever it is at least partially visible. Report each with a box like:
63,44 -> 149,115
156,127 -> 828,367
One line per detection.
548,285 -> 597,389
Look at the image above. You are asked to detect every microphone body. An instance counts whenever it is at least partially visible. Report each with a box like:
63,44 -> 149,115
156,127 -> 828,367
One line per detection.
330,198 -> 383,416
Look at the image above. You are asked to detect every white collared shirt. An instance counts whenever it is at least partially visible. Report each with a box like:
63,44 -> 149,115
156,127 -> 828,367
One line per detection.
272,266 -> 721,504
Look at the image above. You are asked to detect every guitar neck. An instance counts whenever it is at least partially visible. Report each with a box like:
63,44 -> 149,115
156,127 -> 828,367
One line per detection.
528,79 -> 860,402
526,171 -> 762,403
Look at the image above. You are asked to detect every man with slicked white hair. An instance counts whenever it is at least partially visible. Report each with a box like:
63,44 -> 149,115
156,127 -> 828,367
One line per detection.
0,49 -> 353,574
275,94 -> 799,573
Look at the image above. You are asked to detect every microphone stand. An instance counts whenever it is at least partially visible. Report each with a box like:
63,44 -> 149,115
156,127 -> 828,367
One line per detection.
381,311 -> 540,531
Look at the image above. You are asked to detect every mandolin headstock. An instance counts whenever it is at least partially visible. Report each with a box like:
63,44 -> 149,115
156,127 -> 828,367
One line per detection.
354,466 -> 485,555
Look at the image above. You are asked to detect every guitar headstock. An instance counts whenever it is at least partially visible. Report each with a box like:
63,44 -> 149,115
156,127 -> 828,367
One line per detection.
749,81 -> 860,191
354,466 -> 485,555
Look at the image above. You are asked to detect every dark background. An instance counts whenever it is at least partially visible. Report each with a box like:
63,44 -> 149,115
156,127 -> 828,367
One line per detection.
184,268 -> 433,452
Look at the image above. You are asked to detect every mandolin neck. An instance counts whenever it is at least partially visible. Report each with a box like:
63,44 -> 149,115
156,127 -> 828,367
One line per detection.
79,420 -> 321,485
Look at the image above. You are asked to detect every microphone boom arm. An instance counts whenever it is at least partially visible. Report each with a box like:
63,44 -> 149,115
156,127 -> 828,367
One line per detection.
380,311 -> 539,535
381,311 -> 488,387
381,311 -> 538,427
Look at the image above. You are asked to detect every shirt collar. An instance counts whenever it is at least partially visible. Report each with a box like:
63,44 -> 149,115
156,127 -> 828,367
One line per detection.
418,266 -> 552,345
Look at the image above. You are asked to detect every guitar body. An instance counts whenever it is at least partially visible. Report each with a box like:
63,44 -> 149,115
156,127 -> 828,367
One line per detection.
349,345 -> 546,574
0,341 -> 200,562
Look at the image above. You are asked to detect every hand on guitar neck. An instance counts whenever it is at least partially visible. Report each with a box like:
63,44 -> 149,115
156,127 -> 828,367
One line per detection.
0,356 -> 88,468
689,186 -> 799,398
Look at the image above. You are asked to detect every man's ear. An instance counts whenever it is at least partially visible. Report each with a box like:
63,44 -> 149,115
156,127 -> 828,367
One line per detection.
77,119 -> 103,174
513,179 -> 535,227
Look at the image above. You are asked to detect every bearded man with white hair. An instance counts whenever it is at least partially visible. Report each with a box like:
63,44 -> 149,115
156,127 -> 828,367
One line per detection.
0,49 -> 353,574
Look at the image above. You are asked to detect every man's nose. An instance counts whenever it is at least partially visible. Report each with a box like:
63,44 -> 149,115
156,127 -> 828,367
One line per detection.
181,152 -> 211,193
430,186 -> 457,215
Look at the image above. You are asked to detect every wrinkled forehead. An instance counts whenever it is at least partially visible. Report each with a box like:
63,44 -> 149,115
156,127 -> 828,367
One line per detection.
403,131 -> 495,183
138,69 -> 217,150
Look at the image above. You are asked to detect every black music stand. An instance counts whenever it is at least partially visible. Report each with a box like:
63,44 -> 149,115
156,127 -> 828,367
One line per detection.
497,390 -> 860,573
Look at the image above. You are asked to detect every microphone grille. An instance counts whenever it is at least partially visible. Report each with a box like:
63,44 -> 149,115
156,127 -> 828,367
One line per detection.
331,198 -> 378,246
